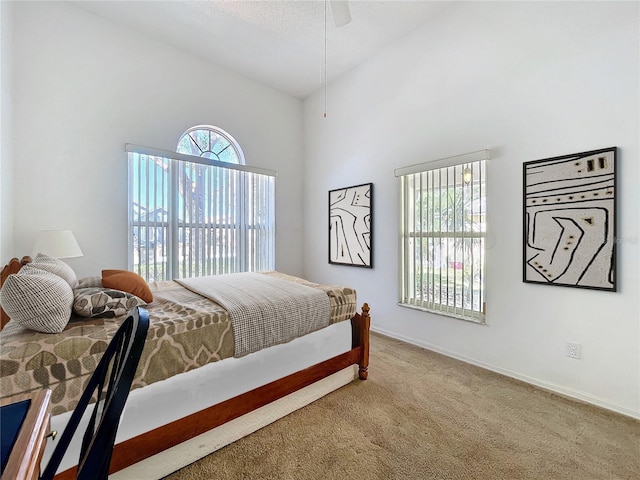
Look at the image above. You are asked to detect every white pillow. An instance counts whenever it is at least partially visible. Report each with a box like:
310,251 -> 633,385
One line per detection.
30,253 -> 78,288
0,266 -> 73,333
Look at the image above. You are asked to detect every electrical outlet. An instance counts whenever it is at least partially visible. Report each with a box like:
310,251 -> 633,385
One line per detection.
566,342 -> 582,359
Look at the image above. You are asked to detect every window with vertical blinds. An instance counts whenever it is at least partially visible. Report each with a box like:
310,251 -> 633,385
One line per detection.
396,151 -> 488,323
127,127 -> 276,282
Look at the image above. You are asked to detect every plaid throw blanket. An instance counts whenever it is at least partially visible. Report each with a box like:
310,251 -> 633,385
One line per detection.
176,272 -> 331,357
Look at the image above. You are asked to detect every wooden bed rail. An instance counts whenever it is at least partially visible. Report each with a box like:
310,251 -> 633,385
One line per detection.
0,256 -> 33,330
53,303 -> 371,480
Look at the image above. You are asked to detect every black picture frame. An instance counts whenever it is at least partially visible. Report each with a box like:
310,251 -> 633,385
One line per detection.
523,147 -> 617,291
328,183 -> 373,268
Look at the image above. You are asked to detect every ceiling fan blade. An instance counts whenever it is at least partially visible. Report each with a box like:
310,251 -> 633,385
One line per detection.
330,0 -> 352,27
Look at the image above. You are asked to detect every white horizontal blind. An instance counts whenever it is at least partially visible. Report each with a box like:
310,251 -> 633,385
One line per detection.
399,155 -> 487,323
128,148 -> 275,281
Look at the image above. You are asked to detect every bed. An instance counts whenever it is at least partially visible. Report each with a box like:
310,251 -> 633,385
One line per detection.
0,255 -> 370,479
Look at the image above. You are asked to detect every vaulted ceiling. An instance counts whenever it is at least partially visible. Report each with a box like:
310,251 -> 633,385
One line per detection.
69,1 -> 452,99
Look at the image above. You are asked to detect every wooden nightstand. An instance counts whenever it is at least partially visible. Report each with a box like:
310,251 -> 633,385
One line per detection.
0,390 -> 52,480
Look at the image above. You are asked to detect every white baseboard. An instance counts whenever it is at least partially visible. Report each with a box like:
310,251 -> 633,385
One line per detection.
371,327 -> 640,421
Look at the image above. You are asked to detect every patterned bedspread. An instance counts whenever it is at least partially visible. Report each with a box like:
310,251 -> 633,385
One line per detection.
0,272 -> 356,415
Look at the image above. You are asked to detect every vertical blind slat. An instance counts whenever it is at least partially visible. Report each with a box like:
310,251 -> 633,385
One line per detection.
416,173 -> 422,307
399,158 -> 486,322
128,152 -> 275,282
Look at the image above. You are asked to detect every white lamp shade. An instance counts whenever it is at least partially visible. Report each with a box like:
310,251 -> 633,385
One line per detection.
32,230 -> 83,259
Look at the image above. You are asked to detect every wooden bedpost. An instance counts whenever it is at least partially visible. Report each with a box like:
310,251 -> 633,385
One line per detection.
0,256 -> 33,330
351,303 -> 370,380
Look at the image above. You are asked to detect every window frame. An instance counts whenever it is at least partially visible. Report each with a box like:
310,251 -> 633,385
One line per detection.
396,151 -> 489,324
126,138 -> 277,282
176,125 -> 246,165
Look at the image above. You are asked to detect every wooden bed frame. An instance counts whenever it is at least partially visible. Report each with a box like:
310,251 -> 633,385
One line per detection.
0,256 -> 370,479
0,256 -> 33,330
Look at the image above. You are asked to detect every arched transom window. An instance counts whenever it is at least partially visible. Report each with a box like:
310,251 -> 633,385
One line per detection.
176,125 -> 245,164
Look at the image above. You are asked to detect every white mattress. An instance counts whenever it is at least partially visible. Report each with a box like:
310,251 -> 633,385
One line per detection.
43,320 -> 353,475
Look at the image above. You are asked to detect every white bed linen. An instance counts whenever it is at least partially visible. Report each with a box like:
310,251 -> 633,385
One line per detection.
43,320 -> 353,475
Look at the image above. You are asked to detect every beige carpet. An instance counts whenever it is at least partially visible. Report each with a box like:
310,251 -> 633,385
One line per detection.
163,332 -> 640,480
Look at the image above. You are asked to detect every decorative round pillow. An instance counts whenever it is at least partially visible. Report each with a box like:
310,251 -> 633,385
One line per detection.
73,288 -> 147,318
30,253 -> 78,288
0,266 -> 73,333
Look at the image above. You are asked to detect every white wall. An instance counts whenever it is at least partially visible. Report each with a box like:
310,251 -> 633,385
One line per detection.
5,0 -> 639,419
8,1 -> 305,278
0,0 -> 14,261
303,1 -> 640,418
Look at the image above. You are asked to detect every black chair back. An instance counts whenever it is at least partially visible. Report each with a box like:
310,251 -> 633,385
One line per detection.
40,307 -> 149,480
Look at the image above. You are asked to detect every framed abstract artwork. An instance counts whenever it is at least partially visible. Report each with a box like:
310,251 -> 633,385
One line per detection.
329,183 -> 373,268
523,147 -> 617,291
